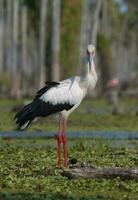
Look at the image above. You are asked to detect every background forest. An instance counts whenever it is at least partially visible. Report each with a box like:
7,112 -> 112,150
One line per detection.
0,0 -> 137,98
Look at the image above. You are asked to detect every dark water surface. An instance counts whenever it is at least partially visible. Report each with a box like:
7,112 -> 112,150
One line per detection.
0,130 -> 138,139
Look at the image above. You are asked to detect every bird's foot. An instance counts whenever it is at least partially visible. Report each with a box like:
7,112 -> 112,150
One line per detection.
56,159 -> 69,169
56,160 -> 61,168
64,161 -> 68,169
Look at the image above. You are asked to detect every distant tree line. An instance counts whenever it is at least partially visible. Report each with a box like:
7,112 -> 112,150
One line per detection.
0,0 -> 137,98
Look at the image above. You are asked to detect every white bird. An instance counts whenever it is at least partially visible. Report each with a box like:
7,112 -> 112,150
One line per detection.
15,44 -> 98,167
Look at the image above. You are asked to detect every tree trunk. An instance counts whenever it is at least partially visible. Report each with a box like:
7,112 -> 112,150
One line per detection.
21,6 -> 28,96
0,0 -> 4,71
91,0 -> 102,46
38,0 -> 47,89
5,0 -> 12,72
10,0 -> 21,99
78,0 -> 90,74
2,0 -> 7,71
51,0 -> 61,81
63,166 -> 138,180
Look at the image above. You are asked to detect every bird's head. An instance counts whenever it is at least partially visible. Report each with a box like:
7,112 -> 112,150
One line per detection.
87,44 -> 95,63
87,44 -> 95,56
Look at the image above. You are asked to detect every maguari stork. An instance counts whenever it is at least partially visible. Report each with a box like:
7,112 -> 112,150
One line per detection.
15,44 -> 98,167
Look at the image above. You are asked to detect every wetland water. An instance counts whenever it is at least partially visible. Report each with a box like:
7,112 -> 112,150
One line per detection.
0,131 -> 138,150
0,130 -> 138,139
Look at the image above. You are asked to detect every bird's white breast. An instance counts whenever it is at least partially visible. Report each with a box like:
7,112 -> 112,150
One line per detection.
87,73 -> 97,91
80,73 -> 97,93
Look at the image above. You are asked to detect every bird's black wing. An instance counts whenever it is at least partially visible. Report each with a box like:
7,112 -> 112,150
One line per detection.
35,81 -> 60,98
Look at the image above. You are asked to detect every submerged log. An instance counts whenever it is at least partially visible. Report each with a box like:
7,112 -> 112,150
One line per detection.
63,166 -> 138,180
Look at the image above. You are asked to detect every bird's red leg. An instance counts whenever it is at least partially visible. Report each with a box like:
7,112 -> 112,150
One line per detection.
62,119 -> 68,167
57,120 -> 62,167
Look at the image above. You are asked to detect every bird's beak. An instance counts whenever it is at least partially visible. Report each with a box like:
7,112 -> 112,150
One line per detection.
90,50 -> 95,60
90,53 -> 93,63
92,49 -> 95,56
90,51 -> 94,62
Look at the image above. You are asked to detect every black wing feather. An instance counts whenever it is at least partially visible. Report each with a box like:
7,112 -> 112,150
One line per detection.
35,81 -> 59,98
14,81 -> 75,130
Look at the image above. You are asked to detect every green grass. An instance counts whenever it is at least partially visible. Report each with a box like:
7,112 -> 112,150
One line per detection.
0,138 -> 138,200
0,98 -> 138,199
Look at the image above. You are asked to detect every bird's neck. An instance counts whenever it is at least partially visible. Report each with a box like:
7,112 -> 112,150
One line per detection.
81,59 -> 97,92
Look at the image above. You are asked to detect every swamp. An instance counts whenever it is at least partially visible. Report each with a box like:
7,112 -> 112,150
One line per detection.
0,98 -> 138,200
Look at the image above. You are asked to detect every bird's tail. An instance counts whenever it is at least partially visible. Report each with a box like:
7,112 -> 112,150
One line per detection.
14,102 -> 36,130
